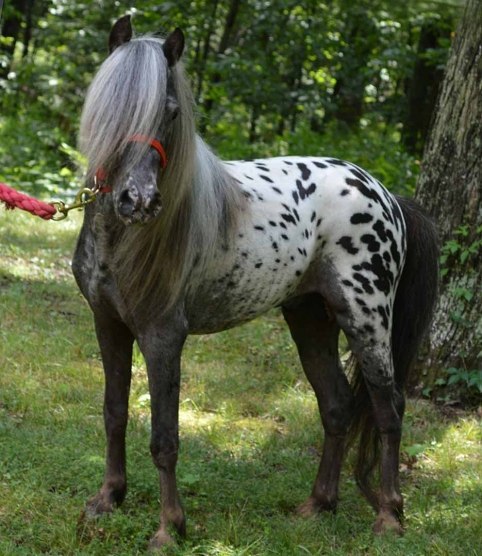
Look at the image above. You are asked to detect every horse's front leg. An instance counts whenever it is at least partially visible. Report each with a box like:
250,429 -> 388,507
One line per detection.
85,313 -> 134,516
137,319 -> 187,549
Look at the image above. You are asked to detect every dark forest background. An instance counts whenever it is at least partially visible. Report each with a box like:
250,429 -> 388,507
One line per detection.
0,0 -> 462,196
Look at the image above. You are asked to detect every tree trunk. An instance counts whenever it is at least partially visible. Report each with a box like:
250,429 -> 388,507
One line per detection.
200,0 -> 241,132
326,6 -> 377,128
0,0 -> 24,78
402,19 -> 450,155
194,0 -> 219,103
415,0 -> 482,378
22,0 -> 35,58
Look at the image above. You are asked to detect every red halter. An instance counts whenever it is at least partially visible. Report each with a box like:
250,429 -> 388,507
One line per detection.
128,134 -> 168,169
94,135 -> 168,191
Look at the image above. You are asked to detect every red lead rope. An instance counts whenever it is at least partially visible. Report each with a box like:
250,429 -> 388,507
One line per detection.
0,182 -> 57,219
1,135 -> 167,220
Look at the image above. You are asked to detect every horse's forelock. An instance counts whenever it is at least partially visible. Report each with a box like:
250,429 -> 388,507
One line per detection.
79,37 -> 168,180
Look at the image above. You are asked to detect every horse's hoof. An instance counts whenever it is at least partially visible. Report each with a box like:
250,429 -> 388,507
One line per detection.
373,510 -> 403,536
83,494 -> 115,519
296,496 -> 336,518
148,529 -> 176,551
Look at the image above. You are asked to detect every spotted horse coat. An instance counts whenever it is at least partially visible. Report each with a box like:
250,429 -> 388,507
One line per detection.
188,156 -> 405,381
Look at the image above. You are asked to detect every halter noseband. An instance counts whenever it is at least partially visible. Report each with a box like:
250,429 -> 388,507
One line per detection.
94,135 -> 168,191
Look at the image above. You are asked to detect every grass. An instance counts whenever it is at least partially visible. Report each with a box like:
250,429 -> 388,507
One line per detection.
1,209 -> 481,555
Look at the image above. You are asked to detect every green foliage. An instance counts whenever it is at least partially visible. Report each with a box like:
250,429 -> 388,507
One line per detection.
0,0 -> 460,197
445,368 -> 482,394
1,210 -> 481,555
440,225 -> 482,276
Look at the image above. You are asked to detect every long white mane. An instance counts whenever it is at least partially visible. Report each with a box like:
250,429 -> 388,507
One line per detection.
78,35 -> 244,312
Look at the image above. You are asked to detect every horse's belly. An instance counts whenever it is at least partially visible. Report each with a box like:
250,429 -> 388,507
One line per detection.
186,271 -> 299,334
185,243 -> 310,333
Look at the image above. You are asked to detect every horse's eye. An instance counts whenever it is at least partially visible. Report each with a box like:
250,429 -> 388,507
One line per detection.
171,106 -> 180,121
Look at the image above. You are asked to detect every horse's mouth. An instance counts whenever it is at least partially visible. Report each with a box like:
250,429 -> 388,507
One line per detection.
118,202 -> 162,225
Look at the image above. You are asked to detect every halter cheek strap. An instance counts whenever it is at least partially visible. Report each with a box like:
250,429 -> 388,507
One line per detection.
94,135 -> 168,191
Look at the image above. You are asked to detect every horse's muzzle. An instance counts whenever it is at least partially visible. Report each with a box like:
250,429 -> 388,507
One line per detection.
118,187 -> 162,224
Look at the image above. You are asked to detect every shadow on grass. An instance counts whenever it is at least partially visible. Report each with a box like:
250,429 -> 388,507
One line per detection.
1,398 -> 480,556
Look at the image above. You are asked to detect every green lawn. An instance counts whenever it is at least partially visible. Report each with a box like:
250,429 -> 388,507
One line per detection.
1,210 -> 481,555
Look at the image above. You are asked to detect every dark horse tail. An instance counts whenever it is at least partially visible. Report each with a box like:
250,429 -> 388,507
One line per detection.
348,196 -> 439,509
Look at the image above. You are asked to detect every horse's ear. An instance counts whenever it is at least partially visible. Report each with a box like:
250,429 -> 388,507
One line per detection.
109,15 -> 133,53
162,28 -> 185,67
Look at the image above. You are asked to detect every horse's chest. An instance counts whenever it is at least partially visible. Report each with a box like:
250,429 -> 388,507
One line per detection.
73,214 -> 127,314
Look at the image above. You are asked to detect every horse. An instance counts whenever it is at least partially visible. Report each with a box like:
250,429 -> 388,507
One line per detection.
72,15 -> 438,550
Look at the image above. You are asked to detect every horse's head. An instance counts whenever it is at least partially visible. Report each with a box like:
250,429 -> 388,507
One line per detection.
107,134 -> 166,225
80,16 -> 186,225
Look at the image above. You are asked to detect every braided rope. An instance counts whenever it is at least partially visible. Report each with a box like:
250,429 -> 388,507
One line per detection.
0,182 -> 56,220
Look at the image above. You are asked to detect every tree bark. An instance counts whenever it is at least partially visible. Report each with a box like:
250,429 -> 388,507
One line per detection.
415,0 -> 482,377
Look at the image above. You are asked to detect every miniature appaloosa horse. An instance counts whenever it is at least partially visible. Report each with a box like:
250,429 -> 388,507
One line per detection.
73,15 -> 438,550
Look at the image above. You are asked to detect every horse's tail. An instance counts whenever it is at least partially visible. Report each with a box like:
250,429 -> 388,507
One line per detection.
347,196 -> 439,508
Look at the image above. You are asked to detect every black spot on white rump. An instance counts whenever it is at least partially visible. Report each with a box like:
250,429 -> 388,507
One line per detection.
352,272 -> 374,294
337,236 -> 359,255
297,162 -> 311,180
360,234 -> 380,253
373,219 -> 388,242
345,177 -> 392,220
295,179 -> 316,201
260,174 -> 273,183
327,158 -> 347,166
369,253 -> 393,294
377,305 -> 389,330
349,166 -> 371,184
351,213 -> 373,224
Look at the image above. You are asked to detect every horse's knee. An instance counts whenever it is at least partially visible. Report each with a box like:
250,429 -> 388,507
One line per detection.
150,431 -> 178,470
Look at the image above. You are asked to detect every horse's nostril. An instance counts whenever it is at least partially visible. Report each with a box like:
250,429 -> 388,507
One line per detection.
146,191 -> 162,215
119,190 -> 135,216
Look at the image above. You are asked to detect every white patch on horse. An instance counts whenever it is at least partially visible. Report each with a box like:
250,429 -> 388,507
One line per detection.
186,157 -> 405,338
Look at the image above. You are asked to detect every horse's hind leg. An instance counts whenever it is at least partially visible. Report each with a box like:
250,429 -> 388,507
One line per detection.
282,293 -> 354,515
85,314 -> 134,517
343,319 -> 404,534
